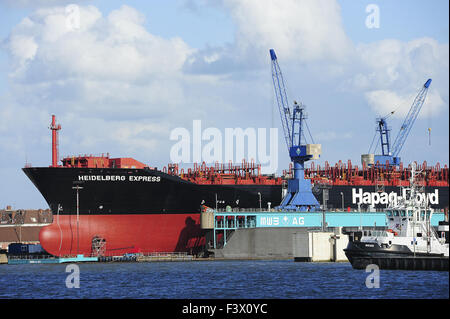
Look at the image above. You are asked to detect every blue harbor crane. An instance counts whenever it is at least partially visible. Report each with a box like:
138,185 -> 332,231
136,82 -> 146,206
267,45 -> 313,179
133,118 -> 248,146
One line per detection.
270,49 -> 321,211
365,79 -> 432,167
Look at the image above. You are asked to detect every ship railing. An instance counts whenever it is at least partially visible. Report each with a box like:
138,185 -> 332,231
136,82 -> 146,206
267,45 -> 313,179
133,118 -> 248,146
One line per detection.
214,207 -> 393,213
61,153 -> 110,159
139,252 -> 190,258
8,252 -> 195,260
429,225 -> 440,241
92,251 -> 191,258
367,230 -> 389,237
7,254 -> 56,260
215,208 -> 273,213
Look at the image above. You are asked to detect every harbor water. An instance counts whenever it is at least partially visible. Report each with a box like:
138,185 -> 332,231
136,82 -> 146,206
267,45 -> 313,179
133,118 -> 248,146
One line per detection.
0,260 -> 448,299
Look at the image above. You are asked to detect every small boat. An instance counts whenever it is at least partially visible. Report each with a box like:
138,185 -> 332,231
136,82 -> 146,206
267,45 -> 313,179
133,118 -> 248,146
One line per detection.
344,164 -> 449,271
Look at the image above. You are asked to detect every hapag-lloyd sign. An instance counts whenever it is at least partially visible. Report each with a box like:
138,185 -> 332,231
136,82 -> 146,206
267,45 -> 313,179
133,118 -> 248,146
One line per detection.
352,188 -> 439,206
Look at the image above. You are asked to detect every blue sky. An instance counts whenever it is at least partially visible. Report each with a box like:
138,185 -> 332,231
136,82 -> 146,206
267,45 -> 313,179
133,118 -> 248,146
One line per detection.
340,0 -> 449,43
0,0 -> 448,209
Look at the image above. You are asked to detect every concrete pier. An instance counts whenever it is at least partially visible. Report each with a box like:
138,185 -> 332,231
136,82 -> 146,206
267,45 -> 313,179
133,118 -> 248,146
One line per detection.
293,229 -> 349,262
210,227 -> 348,261
212,227 -> 309,259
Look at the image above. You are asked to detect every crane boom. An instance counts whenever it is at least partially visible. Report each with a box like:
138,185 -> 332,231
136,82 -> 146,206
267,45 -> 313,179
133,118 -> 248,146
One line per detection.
391,79 -> 432,157
270,49 -> 292,150
363,79 -> 432,167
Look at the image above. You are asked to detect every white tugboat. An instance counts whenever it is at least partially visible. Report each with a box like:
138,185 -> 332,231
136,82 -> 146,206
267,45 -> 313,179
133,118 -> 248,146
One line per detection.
345,164 -> 449,271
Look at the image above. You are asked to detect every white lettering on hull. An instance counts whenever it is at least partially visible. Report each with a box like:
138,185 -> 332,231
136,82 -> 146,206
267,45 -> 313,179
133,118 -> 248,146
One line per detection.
77,175 -> 161,182
352,188 -> 439,206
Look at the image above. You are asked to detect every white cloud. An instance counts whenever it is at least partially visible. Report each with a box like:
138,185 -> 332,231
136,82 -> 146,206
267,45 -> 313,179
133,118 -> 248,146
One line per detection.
352,38 -> 448,90
225,0 -> 353,62
365,87 -> 444,120
184,0 -> 354,74
2,4 -> 242,170
7,5 -> 193,83
350,38 -> 448,118
182,1 -> 448,120
4,4 -> 202,120
8,34 -> 37,61
2,2 -> 448,159
0,6 -> 172,163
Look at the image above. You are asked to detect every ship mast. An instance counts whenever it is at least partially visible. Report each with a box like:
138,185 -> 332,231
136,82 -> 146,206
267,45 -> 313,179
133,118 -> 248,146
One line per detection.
50,115 -> 61,167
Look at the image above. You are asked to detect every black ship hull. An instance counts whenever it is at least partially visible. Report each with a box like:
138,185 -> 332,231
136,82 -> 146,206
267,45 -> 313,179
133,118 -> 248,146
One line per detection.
312,185 -> 448,210
23,168 -> 449,215
23,166 -> 449,257
344,241 -> 449,271
23,167 -> 284,256
23,167 -> 283,215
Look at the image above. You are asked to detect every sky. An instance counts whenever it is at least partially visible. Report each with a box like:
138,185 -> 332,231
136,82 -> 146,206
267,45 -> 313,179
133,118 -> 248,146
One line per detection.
0,0 -> 448,209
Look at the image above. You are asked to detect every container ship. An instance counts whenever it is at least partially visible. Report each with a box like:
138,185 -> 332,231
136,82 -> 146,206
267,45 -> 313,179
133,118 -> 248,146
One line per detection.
24,159 -> 284,257
23,117 -> 284,257
23,116 -> 449,257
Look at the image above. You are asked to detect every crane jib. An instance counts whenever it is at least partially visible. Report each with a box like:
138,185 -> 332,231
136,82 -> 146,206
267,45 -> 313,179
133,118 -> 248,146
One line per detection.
366,78 -> 432,167
391,79 -> 431,157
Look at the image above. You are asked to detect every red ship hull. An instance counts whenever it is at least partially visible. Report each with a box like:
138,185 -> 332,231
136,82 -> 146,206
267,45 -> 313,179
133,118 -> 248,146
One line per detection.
39,213 -> 205,257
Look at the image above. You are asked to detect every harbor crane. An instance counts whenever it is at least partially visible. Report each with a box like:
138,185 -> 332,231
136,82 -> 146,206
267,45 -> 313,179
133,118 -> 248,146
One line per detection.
364,79 -> 432,167
270,49 -> 321,211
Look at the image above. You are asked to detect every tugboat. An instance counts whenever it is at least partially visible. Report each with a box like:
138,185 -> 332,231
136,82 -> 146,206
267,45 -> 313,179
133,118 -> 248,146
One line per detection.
344,164 -> 449,271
